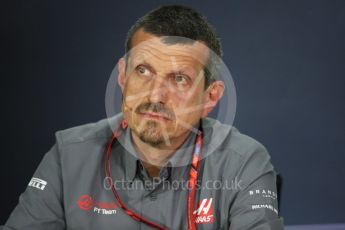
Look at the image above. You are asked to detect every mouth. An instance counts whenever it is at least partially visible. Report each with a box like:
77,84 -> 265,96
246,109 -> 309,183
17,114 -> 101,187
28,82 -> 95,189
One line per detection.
137,112 -> 172,122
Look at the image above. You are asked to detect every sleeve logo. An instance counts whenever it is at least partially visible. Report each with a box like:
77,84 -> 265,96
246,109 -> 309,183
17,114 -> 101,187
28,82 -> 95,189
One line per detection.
28,177 -> 47,190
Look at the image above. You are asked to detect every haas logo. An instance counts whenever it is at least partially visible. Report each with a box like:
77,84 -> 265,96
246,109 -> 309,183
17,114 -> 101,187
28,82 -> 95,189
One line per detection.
77,195 -> 93,211
193,198 -> 214,224
77,194 -> 117,215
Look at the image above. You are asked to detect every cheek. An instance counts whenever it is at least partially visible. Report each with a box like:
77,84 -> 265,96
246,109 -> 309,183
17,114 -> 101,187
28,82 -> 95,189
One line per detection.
124,79 -> 146,105
173,93 -> 204,123
126,76 -> 142,92
122,80 -> 144,125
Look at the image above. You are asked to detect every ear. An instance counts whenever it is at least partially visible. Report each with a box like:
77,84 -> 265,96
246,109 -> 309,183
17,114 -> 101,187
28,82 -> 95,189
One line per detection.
201,81 -> 225,117
117,57 -> 127,92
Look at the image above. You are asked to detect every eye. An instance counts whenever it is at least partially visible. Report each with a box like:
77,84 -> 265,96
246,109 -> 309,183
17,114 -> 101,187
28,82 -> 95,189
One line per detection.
174,74 -> 188,85
136,65 -> 152,77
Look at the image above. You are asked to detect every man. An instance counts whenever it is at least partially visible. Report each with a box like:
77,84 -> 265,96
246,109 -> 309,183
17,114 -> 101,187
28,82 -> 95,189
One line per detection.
4,5 -> 284,230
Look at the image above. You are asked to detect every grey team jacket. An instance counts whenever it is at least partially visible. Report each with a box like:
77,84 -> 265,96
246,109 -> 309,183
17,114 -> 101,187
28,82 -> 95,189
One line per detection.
4,114 -> 284,229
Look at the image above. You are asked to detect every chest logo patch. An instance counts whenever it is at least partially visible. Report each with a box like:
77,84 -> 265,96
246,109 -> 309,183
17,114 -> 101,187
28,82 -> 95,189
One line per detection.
193,198 -> 214,224
77,195 -> 93,211
77,194 -> 118,215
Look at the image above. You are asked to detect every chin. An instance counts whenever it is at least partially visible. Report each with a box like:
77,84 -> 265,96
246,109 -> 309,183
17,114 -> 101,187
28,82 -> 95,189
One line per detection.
134,120 -> 175,146
138,134 -> 165,147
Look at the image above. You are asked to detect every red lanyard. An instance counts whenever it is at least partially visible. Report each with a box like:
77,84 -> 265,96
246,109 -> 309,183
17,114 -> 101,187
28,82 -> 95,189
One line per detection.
105,119 -> 203,230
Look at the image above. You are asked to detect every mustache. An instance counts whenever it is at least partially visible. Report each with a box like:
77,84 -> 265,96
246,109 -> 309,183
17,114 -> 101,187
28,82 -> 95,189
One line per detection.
135,103 -> 175,120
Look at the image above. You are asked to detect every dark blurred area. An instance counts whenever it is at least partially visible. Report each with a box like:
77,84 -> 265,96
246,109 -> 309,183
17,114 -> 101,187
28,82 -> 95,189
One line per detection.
1,0 -> 344,225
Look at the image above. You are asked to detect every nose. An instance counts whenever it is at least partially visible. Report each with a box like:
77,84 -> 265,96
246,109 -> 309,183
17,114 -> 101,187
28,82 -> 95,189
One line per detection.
148,76 -> 168,104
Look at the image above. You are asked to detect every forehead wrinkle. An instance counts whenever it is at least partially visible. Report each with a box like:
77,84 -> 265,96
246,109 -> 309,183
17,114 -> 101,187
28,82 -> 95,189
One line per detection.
131,46 -> 205,73
133,39 -> 208,62
130,29 -> 210,64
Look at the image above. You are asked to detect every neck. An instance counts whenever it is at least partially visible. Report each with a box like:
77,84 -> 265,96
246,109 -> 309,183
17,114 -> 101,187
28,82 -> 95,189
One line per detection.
131,131 -> 191,178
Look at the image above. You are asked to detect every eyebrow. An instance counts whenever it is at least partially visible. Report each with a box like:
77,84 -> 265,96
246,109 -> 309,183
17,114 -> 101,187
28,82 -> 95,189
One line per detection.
130,60 -> 155,73
132,59 -> 198,80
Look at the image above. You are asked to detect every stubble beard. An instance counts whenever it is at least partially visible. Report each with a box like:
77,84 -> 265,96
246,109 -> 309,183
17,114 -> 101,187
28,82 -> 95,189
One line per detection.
136,120 -> 166,147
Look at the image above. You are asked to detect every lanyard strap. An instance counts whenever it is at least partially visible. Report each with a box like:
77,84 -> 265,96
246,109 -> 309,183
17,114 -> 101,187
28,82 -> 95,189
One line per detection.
105,119 -> 203,230
187,131 -> 203,230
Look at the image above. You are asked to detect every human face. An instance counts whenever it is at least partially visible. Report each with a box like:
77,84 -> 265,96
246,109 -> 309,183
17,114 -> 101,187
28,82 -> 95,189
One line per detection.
118,30 -> 212,148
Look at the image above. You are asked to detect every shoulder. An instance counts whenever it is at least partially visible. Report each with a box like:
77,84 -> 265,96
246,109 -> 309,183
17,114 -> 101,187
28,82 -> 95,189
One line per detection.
202,117 -> 274,177
228,126 -> 270,161
203,117 -> 270,159
54,114 -> 122,147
